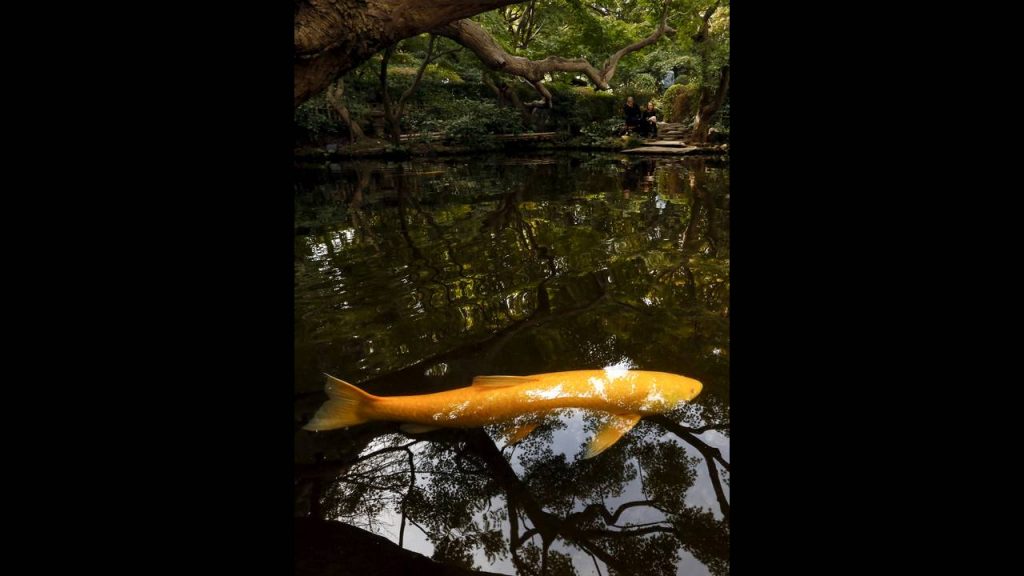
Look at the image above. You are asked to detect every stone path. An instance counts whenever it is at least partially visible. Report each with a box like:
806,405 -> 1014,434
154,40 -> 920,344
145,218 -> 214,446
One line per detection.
621,122 -> 727,155
654,122 -> 689,141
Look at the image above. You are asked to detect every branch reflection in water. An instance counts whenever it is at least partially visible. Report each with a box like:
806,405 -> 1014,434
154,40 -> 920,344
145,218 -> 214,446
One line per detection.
295,153 -> 729,576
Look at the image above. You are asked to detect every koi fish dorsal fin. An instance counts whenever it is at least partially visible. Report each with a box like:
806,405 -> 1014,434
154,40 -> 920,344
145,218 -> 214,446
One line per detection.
583,413 -> 642,459
472,375 -> 539,388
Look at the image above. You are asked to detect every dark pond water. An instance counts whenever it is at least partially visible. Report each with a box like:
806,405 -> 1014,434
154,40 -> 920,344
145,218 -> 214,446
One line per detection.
294,153 -> 729,576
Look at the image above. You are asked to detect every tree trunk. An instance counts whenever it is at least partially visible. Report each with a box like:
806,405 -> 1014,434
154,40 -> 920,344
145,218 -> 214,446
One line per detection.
326,82 -> 365,143
689,1 -> 728,143
379,36 -> 440,146
378,47 -> 402,145
295,0 -> 518,106
692,65 -> 729,143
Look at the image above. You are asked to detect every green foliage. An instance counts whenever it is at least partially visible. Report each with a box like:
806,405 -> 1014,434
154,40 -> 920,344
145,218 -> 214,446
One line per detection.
407,98 -> 525,146
545,84 -> 619,134
295,1 -> 729,147
424,63 -> 464,84
662,81 -> 700,124
712,96 -> 729,132
295,94 -> 340,140
639,48 -> 698,79
623,72 -> 659,97
580,117 -> 626,143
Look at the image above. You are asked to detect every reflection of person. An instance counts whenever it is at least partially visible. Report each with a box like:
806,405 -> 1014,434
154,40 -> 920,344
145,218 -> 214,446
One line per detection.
623,96 -> 642,135
619,159 -> 640,197
640,101 -> 659,138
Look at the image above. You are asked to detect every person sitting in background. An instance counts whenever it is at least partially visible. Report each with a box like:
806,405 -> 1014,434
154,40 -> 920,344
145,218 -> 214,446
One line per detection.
640,101 -> 659,138
623,96 -> 642,135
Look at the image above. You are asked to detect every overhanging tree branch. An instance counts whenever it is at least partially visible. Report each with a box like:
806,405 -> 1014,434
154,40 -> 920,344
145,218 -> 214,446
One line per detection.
433,1 -> 676,106
294,0 -> 520,105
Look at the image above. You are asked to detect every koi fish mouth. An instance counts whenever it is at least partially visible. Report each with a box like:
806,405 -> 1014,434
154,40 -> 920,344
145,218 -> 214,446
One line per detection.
690,380 -> 703,399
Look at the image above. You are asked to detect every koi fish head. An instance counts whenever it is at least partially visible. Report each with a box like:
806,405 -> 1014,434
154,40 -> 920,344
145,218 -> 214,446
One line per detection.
667,373 -> 703,402
636,372 -> 703,413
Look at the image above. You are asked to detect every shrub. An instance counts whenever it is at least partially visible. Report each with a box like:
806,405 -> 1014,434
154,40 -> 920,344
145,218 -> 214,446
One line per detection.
295,94 -> 340,141
405,98 -> 525,146
580,117 -> 626,143
662,82 -> 701,123
624,72 -> 660,96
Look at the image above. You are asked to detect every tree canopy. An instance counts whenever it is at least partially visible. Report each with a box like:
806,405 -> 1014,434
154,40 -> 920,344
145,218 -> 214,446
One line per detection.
294,0 -> 729,142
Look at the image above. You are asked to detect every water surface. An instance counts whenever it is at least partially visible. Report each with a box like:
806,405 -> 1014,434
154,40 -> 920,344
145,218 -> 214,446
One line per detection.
295,153 -> 730,576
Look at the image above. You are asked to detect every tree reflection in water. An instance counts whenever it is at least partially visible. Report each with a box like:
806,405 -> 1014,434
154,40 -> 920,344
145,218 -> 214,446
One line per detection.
295,154 -> 729,576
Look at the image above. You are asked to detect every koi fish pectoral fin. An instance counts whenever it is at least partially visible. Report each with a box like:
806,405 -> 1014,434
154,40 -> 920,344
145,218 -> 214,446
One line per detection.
399,423 -> 443,435
496,413 -> 556,447
583,413 -> 643,459
472,375 -> 540,388
503,422 -> 541,446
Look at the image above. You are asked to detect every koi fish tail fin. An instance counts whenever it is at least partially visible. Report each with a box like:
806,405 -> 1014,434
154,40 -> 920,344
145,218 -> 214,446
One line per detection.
302,375 -> 377,431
